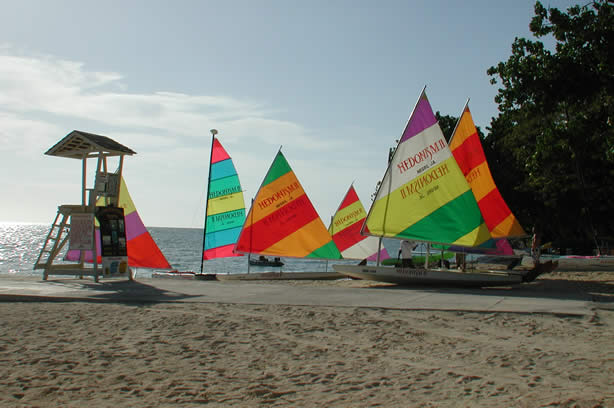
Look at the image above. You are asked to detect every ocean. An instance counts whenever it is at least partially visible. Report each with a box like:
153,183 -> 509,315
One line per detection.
0,222 -> 398,278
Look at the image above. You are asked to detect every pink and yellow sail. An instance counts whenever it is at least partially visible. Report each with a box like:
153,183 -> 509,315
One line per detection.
235,150 -> 341,259
363,89 -> 492,248
448,103 -> 526,243
329,185 -> 389,261
66,177 -> 171,269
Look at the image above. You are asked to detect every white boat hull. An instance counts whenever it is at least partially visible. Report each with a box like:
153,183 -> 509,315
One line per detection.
333,264 -> 523,287
216,271 -> 343,281
152,271 -> 196,279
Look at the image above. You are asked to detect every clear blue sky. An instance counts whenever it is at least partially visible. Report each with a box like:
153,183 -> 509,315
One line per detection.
0,0 -> 577,228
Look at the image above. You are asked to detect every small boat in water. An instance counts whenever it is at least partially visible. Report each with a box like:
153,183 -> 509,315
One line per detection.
248,256 -> 284,267
230,149 -> 342,281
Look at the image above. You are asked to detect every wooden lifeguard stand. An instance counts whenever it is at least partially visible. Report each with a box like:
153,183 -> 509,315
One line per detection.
34,130 -> 136,282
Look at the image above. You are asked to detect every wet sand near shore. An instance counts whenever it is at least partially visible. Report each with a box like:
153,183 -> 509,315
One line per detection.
0,271 -> 613,407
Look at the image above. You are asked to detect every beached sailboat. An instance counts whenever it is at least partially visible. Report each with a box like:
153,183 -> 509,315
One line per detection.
329,184 -> 390,262
65,176 -> 172,270
450,103 -> 527,239
222,149 -> 342,280
450,105 -> 612,271
193,129 -> 247,278
449,101 -> 524,259
333,89 -> 547,286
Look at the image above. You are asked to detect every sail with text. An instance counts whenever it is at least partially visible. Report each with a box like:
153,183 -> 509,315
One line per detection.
202,137 -> 246,260
235,150 -> 342,259
363,89 -> 493,248
65,177 -> 172,269
329,184 -> 390,261
448,102 -> 526,253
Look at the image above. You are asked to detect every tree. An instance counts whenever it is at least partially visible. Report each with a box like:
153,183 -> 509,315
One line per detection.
487,0 -> 614,253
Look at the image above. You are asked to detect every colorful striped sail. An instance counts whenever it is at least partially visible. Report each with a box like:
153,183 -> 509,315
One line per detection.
65,177 -> 172,269
363,89 -> 493,248
202,137 -> 246,260
235,150 -> 341,259
449,103 -> 526,240
329,185 -> 390,261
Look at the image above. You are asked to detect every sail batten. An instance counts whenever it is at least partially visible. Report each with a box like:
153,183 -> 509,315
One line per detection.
235,151 -> 342,260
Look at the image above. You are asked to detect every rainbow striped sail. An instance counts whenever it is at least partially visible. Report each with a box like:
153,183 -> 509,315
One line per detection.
235,150 -> 341,259
363,89 -> 492,248
202,137 -> 246,260
65,177 -> 172,269
329,185 -> 389,261
449,103 -> 526,240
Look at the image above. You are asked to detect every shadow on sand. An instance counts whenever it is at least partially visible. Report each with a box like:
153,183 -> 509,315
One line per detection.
362,275 -> 614,305
0,278 -> 200,304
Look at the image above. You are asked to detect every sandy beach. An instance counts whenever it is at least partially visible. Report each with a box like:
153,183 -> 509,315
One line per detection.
1,271 -> 613,407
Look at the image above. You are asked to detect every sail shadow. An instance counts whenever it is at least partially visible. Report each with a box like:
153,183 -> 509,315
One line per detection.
7,279 -> 201,304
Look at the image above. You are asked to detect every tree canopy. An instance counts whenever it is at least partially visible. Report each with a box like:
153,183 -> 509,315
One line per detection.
486,0 -> 614,254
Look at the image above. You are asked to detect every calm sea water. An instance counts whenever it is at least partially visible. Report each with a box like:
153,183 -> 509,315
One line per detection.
0,222 -> 392,277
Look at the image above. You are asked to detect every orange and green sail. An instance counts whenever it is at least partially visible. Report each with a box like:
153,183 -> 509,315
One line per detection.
235,150 -> 341,259
363,89 -> 492,248
65,177 -> 172,269
449,103 -> 526,242
329,184 -> 389,261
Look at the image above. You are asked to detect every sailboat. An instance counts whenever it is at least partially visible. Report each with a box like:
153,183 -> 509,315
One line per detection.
449,102 -> 524,262
448,104 -> 612,273
333,89 -> 547,286
329,184 -> 390,262
65,176 -> 172,271
450,103 -> 526,239
220,149 -> 343,280
193,129 -> 246,279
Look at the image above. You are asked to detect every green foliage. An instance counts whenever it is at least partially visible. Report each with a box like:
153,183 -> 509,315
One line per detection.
435,112 -> 458,142
487,0 -> 614,253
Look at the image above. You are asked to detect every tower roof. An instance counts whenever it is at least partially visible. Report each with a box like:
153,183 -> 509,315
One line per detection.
45,130 -> 136,159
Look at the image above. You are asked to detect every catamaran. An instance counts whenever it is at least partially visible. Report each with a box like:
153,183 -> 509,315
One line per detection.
333,88 -> 552,286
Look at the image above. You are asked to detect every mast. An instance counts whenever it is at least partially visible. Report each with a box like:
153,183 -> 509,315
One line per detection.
448,98 -> 470,145
248,197 -> 254,274
200,128 -> 218,274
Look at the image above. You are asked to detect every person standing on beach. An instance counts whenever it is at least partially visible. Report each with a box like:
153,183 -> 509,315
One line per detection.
399,240 -> 417,268
531,226 -> 542,264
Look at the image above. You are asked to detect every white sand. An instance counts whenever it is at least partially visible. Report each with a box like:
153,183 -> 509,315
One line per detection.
1,271 -> 613,407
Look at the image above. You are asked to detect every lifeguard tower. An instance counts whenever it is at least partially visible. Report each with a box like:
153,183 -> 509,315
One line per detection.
34,130 -> 136,282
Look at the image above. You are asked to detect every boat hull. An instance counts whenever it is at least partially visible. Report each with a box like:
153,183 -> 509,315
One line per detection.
333,264 -> 523,287
216,272 -> 343,281
152,271 -> 196,279
248,260 -> 284,267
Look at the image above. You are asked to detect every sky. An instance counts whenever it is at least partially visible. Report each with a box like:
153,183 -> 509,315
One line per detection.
0,0 -> 579,228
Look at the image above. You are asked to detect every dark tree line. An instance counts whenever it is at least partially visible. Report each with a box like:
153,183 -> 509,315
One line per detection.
486,0 -> 614,254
